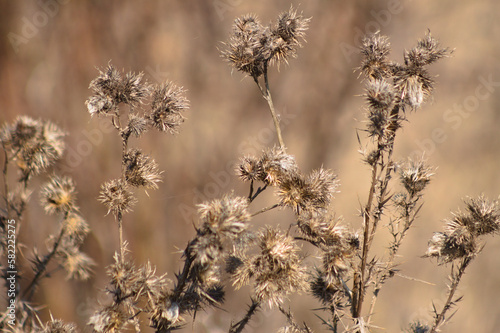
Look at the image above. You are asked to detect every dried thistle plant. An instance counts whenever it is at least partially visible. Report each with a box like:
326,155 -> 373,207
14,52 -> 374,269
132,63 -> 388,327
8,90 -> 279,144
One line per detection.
0,117 -> 93,331
85,64 -> 190,333
4,6 -> 499,333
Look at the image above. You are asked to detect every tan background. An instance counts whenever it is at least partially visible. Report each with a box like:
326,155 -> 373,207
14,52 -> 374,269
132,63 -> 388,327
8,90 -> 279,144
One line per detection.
1,0 -> 500,332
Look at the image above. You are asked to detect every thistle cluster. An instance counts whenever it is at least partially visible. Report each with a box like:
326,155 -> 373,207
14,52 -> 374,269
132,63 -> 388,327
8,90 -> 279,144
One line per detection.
0,116 -> 65,181
86,63 -> 188,135
238,147 -> 339,215
425,196 -> 500,264
85,64 -> 188,219
221,7 -> 310,79
0,116 -> 93,331
229,227 -> 308,308
359,31 -> 451,149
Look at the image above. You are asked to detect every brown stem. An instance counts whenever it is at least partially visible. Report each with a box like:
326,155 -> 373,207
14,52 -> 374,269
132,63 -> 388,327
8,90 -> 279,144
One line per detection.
354,104 -> 401,318
253,63 -> 285,149
22,214 -> 68,300
430,256 -> 472,333
251,203 -> 280,217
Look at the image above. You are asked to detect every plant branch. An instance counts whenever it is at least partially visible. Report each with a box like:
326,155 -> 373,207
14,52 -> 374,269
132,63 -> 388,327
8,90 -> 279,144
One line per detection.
22,214 -> 68,301
251,203 -> 280,217
253,63 -> 285,149
430,256 -> 472,333
229,299 -> 261,333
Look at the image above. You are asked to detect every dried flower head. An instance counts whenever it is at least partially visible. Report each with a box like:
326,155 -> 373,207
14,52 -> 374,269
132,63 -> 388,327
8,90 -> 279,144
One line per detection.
149,82 -> 189,134
277,168 -> 338,214
231,228 -> 307,307
86,64 -> 149,115
463,196 -> 500,236
259,146 -> 299,186
107,253 -> 142,300
61,248 -> 95,280
270,6 -> 310,65
236,155 -> 262,182
126,113 -> 149,138
404,31 -> 451,67
99,179 -> 137,216
124,148 -> 162,189
40,175 -> 77,215
197,194 -> 251,239
366,78 -> 395,111
63,212 -> 90,242
359,33 -> 392,79
1,116 -> 66,178
399,157 -> 434,197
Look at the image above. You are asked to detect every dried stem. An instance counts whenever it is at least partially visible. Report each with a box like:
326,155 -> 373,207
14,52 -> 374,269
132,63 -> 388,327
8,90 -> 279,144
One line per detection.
253,63 -> 285,149
251,203 -> 280,217
22,214 -> 68,300
430,256 -> 472,333
354,104 -> 401,319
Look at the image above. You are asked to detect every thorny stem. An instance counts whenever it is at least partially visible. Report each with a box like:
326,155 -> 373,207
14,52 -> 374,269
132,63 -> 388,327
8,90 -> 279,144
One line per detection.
22,214 -> 68,301
172,241 -> 196,301
253,63 -> 285,150
430,256 -> 472,333
354,104 -> 401,319
250,183 -> 268,203
229,299 -> 261,333
367,201 -> 418,324
251,203 -> 280,217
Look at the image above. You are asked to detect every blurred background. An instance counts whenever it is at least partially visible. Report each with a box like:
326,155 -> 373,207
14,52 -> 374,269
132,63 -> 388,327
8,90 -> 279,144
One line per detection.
1,0 -> 500,332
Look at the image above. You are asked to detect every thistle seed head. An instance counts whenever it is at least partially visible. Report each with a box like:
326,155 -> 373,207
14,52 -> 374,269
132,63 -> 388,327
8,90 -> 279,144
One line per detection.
99,179 -> 137,216
236,155 -> 262,182
359,33 -> 392,79
124,148 -> 162,189
149,81 -> 189,134
87,64 -> 149,113
1,116 -> 65,178
40,175 -> 77,215
404,31 -> 451,67
399,157 -> 434,197
197,194 -> 251,239
277,168 -> 338,214
61,248 -> 95,281
259,146 -> 299,186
